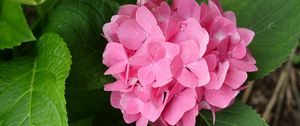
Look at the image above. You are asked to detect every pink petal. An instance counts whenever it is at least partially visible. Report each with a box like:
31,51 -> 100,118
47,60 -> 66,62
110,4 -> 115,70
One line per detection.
150,86 -> 167,108
199,101 -> 210,110
110,15 -> 119,23
177,68 -> 198,88
238,28 -> 255,46
153,79 -> 172,88
170,55 -> 184,77
186,59 -> 210,86
112,15 -> 129,24
166,81 -> 185,103
204,85 -> 238,108
210,0 -> 223,13
225,65 -> 247,89
173,18 -> 209,58
102,42 -> 127,66
200,2 -> 221,30
204,72 -> 219,89
104,61 -> 127,75
192,6 -> 201,21
163,88 -> 196,125
137,0 -> 164,6
224,11 -> 237,25
147,25 -> 165,41
195,87 -> 204,102
120,93 -> 142,114
127,67 -> 139,78
175,18 -> 209,44
136,6 -> 157,32
141,101 -> 164,121
162,42 -> 180,60
229,54 -> 258,72
123,113 -> 140,124
118,4 -> 138,16
137,0 -> 147,5
129,55 -> 152,67
178,105 -> 199,126
183,18 -> 209,45
204,54 -> 218,71
210,17 -> 236,42
199,3 -> 210,22
244,52 -> 257,64
152,117 -> 169,126
138,65 -> 156,86
152,2 -> 171,23
205,61 -> 230,89
153,59 -> 173,87
134,40 -> 151,56
103,22 -> 119,42
230,31 -> 241,44
164,15 -> 182,40
136,116 -> 148,126
148,42 -> 166,61
242,50 -> 256,64
216,38 -> 230,60
173,0 -> 199,18
125,64 -> 130,85
110,92 -> 121,109
179,40 -> 200,64
208,0 -> 222,15
134,84 -> 151,102
198,31 -> 210,58
118,20 -> 148,50
230,59 -> 258,72
104,79 -> 127,91
229,41 -> 247,59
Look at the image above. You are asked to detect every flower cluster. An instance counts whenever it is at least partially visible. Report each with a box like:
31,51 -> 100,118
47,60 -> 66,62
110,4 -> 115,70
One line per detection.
102,0 -> 257,126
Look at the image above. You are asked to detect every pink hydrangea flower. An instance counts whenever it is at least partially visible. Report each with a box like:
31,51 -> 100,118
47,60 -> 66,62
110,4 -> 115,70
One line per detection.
102,0 -> 257,126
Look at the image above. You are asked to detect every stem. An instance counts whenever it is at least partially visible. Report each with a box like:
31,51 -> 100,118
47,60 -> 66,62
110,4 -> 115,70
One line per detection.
262,68 -> 288,122
290,67 -> 300,109
241,81 -> 255,103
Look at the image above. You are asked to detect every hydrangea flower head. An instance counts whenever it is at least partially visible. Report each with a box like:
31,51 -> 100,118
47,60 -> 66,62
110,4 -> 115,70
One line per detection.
102,0 -> 257,125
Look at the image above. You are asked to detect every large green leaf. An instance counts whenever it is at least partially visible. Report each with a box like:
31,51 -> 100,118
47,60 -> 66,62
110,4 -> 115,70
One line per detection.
45,0 -> 115,90
220,0 -> 300,79
0,33 -> 71,126
0,0 -> 35,49
12,0 -> 46,5
200,101 -> 268,126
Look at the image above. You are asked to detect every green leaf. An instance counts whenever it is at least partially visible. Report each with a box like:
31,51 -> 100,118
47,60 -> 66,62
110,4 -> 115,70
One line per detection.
220,0 -> 300,79
292,54 -> 300,65
45,0 -> 116,90
0,33 -> 71,126
0,0 -> 35,49
200,101 -> 268,126
12,0 -> 46,5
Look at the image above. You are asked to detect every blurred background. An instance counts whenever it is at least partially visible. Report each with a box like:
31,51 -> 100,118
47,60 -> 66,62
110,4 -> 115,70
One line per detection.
242,45 -> 300,126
